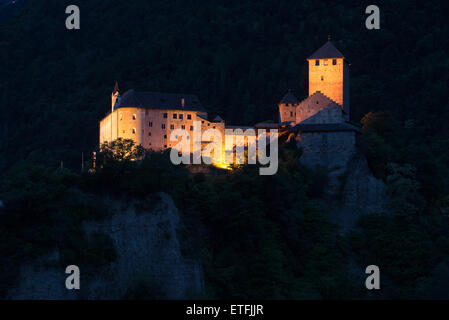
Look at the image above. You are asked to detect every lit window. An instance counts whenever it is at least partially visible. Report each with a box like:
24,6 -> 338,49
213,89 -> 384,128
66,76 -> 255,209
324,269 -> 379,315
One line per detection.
323,60 -> 328,66
163,113 -> 167,118
333,59 -> 337,65
173,114 -> 177,119
162,124 -> 166,129
315,60 -> 319,66
132,114 -> 137,120
187,114 -> 191,120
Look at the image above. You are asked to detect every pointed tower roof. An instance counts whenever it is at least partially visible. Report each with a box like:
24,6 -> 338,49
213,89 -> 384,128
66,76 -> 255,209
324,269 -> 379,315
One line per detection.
308,41 -> 345,60
113,81 -> 119,94
279,90 -> 299,104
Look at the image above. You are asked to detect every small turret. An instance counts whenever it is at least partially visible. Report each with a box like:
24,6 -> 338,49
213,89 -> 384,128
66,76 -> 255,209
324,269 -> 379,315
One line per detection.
111,81 -> 120,111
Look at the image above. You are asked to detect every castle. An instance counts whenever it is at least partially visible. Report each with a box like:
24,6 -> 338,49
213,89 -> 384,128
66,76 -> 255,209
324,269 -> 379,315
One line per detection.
99,40 -> 360,169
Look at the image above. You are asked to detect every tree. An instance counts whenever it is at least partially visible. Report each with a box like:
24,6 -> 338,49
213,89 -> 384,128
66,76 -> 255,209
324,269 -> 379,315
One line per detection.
97,138 -> 144,164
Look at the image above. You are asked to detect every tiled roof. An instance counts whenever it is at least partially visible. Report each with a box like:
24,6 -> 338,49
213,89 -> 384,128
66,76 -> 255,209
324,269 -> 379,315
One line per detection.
280,91 -> 299,104
293,122 -> 360,133
254,122 -> 280,128
308,41 -> 345,60
115,89 -> 206,112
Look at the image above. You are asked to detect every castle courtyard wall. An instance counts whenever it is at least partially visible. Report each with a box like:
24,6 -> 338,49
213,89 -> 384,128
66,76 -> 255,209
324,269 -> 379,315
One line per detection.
296,131 -> 357,169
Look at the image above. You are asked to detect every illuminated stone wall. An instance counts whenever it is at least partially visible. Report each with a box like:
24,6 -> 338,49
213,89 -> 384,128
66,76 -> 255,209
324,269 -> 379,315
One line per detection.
308,57 -> 348,109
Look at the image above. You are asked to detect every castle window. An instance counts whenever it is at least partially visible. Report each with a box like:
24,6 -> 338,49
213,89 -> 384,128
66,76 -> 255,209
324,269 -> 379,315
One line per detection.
187,114 -> 191,120
162,124 -> 166,129
323,60 -> 328,66
321,76 -> 324,81
173,114 -> 177,119
132,128 -> 136,134
132,114 -> 137,120
119,113 -> 123,120
148,132 -> 151,136
190,126 -> 193,131
333,59 -> 337,65
315,60 -> 319,66
163,113 -> 167,118
170,125 -> 174,129
164,135 -> 167,139
181,125 -> 185,129
179,114 -> 183,120
149,122 -> 153,127
187,135 -> 190,140
290,112 -> 293,117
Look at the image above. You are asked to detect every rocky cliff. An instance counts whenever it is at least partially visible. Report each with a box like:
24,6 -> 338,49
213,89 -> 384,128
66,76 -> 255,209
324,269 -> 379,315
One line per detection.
7,193 -> 204,299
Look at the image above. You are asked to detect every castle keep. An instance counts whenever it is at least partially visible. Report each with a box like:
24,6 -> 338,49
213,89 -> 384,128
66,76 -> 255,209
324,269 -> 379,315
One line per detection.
99,40 -> 359,169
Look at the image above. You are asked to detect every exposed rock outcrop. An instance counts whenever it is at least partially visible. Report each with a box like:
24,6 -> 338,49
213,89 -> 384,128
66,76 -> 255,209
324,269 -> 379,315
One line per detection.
326,156 -> 387,230
7,193 -> 204,300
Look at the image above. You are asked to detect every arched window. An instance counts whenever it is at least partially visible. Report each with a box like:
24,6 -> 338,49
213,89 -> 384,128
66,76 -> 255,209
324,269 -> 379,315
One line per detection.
132,128 -> 136,134
132,114 -> 137,120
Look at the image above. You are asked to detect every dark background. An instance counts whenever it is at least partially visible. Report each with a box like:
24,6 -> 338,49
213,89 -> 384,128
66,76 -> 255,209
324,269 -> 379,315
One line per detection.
1,0 -> 449,300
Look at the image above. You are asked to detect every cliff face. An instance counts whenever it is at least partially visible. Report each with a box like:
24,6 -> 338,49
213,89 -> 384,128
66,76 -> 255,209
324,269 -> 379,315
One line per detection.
7,193 -> 204,300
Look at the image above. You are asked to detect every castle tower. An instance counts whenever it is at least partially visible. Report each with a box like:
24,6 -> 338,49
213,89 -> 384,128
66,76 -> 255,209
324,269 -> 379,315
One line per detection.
307,40 -> 350,119
111,81 -> 120,111
278,90 -> 299,124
